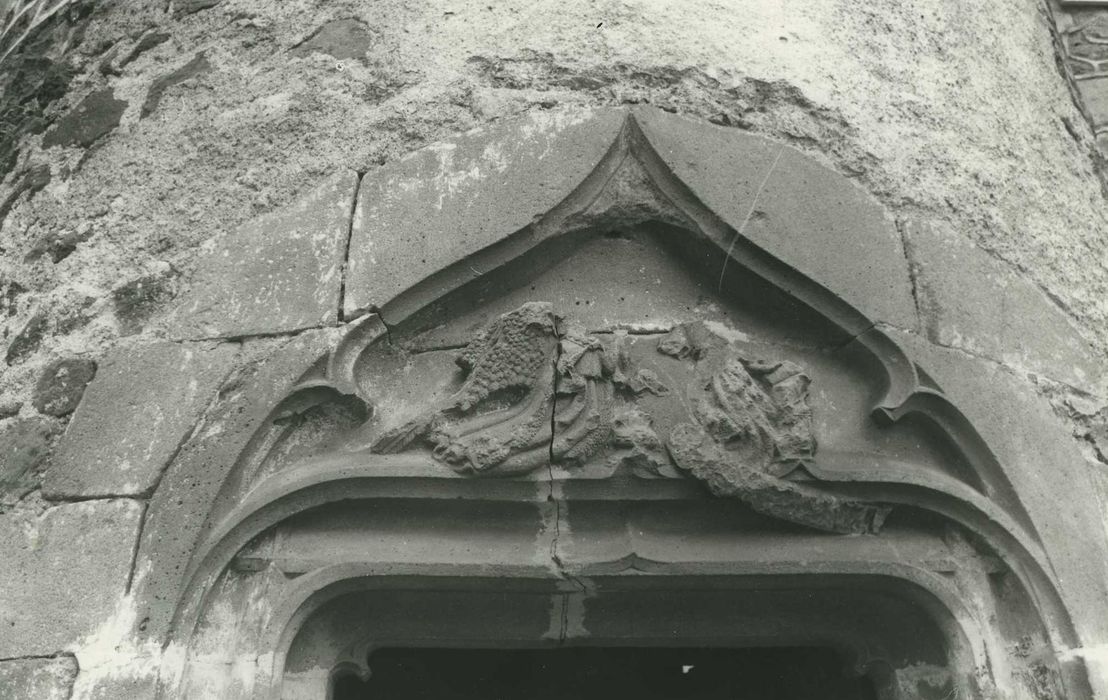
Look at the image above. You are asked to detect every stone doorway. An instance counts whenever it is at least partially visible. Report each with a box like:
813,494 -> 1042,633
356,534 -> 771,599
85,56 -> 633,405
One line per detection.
330,647 -> 878,700
278,573 -> 952,700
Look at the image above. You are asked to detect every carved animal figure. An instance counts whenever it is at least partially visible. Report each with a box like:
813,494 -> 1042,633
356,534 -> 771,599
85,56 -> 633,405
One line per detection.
371,302 -> 613,475
371,307 -> 888,533
657,323 -> 890,534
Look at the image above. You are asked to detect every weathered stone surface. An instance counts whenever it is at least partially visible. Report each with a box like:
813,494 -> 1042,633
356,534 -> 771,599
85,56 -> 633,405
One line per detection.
633,108 -> 917,330
111,266 -> 178,336
343,107 -> 626,319
5,311 -> 48,365
70,671 -> 158,700
172,170 -> 358,339
902,219 -> 1105,392
41,89 -> 127,150
0,165 -> 51,226
32,357 -> 97,417
0,417 -> 61,507
44,342 -> 238,498
24,222 -> 95,264
0,499 -> 142,657
119,32 -> 172,69
133,329 -> 337,641
292,19 -> 374,61
0,656 -> 78,700
886,328 -> 1108,646
141,53 -> 212,119
173,0 -> 220,17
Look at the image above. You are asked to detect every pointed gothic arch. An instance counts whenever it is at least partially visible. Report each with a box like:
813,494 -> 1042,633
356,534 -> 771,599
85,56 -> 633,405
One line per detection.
129,107 -> 1105,700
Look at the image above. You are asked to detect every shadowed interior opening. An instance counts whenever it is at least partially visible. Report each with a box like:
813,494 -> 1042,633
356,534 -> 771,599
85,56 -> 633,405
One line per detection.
331,646 -> 877,700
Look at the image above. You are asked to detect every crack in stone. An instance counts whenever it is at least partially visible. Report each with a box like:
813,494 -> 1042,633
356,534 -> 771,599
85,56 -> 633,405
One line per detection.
371,305 -> 395,346
0,652 -> 78,662
717,144 -> 785,292
337,171 -> 366,323
40,493 -> 145,504
401,342 -> 470,355
895,217 -> 925,334
547,314 -> 562,560
124,500 -> 150,594
877,322 -> 1096,391
173,325 -> 336,344
546,315 -> 569,643
544,315 -> 591,645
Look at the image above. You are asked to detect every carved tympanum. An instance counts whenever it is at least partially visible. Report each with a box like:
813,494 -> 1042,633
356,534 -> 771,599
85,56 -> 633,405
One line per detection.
372,303 -> 888,533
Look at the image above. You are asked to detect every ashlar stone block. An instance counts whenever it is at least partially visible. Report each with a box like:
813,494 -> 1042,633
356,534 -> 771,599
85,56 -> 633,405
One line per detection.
131,328 -> 340,642
44,341 -> 238,498
0,499 -> 142,657
633,107 -> 918,331
887,328 -> 1108,646
902,218 -> 1105,392
173,169 -> 359,339
344,107 -> 626,317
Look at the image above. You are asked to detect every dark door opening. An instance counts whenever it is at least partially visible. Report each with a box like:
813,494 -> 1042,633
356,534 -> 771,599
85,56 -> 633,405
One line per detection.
332,647 -> 877,700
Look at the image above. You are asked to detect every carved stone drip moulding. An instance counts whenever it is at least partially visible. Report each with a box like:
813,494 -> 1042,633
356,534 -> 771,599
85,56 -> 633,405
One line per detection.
126,107 -> 1105,700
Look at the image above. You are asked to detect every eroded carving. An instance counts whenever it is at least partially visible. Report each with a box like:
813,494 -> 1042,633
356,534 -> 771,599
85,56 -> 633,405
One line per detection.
372,302 -> 614,474
368,304 -> 888,533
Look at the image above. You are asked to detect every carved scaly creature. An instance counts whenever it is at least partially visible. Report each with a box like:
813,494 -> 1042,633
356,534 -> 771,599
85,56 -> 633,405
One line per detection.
372,302 -> 613,475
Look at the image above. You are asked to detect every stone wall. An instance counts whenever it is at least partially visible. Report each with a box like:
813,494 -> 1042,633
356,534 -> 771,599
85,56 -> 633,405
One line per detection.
2,1 -> 1107,698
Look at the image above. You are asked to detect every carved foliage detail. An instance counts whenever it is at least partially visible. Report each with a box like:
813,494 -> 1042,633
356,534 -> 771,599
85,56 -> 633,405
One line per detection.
370,304 -> 889,533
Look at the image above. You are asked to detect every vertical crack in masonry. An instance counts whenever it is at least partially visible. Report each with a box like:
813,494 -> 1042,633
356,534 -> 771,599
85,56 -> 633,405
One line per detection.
337,171 -> 366,324
371,305 -> 395,346
546,315 -> 589,644
547,314 -> 569,643
895,217 -> 925,332
123,500 -> 150,595
548,314 -> 563,562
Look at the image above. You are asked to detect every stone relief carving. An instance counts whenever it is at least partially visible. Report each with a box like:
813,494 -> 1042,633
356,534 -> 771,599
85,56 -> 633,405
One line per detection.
371,302 -> 612,474
371,302 -> 889,534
